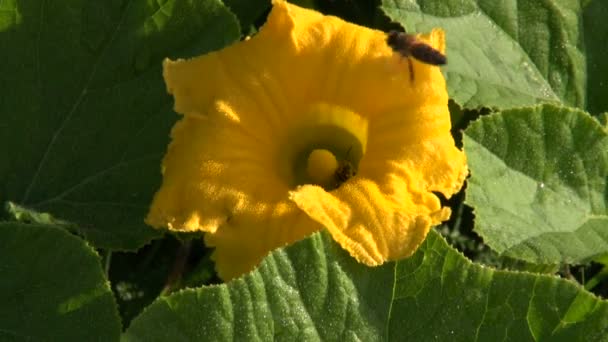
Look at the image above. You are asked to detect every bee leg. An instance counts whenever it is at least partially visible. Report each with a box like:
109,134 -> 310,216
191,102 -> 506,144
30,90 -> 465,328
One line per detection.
407,57 -> 415,83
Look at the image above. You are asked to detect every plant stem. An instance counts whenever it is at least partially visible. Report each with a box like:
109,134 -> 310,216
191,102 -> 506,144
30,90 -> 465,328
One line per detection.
585,265 -> 608,291
161,241 -> 192,296
103,250 -> 112,277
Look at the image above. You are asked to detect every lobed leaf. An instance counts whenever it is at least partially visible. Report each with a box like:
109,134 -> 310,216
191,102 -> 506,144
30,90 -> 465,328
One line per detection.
123,230 -> 608,341
0,223 -> 121,341
464,103 -> 608,264
0,0 -> 240,250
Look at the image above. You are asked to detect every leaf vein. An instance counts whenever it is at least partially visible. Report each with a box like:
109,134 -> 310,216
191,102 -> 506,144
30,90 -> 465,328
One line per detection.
22,0 -> 134,203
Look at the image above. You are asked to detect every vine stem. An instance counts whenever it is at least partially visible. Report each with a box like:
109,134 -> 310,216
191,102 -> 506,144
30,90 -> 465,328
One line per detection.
585,265 -> 608,291
161,240 -> 192,296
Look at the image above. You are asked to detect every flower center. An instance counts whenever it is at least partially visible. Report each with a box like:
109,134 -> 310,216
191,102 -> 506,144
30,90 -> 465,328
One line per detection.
306,149 -> 339,188
285,103 -> 368,190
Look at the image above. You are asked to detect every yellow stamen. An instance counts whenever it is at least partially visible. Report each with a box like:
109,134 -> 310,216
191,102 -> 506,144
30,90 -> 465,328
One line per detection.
306,149 -> 338,187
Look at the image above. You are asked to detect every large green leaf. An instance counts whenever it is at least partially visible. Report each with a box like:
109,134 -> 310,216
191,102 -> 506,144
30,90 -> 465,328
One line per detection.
123,230 -> 608,341
380,0 -> 584,110
0,223 -> 121,340
464,104 -> 608,264
0,0 -> 240,249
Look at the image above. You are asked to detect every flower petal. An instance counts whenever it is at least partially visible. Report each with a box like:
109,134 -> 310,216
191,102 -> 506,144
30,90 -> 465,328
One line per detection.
205,203 -> 321,280
145,111 -> 289,233
290,176 -> 451,265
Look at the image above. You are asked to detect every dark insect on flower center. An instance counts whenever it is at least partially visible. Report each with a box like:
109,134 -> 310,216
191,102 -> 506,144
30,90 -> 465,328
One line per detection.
334,160 -> 356,187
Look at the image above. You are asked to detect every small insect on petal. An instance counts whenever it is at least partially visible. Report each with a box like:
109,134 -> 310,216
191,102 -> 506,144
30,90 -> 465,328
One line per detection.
386,30 -> 446,81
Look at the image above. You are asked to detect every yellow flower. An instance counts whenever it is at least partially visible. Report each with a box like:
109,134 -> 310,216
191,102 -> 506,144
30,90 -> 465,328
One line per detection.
146,0 -> 468,281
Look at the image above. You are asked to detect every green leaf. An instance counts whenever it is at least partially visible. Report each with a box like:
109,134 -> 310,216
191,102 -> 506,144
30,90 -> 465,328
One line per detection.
5,201 -> 75,228
583,0 -> 608,115
598,112 -> 608,128
464,104 -> 608,264
123,230 -> 608,341
0,0 -> 240,249
380,0 -> 584,110
0,0 -> 21,32
0,223 -> 121,340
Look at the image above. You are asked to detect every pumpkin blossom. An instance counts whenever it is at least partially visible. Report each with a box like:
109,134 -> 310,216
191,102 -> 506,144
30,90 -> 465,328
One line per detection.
146,0 -> 468,280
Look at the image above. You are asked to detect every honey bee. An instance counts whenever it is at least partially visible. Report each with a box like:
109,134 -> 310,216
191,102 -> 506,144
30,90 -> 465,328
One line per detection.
386,30 -> 446,81
333,146 -> 357,188
334,160 -> 356,187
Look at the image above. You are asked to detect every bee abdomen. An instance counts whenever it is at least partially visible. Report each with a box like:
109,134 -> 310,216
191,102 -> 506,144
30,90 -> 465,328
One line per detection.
410,43 -> 446,65
334,162 -> 356,185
